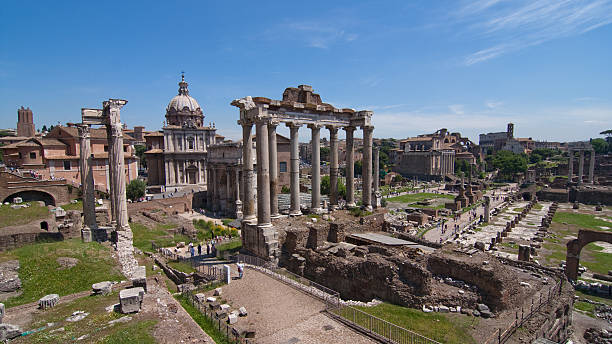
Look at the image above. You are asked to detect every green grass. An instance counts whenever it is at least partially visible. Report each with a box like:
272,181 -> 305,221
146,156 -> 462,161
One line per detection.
131,222 -> 190,253
580,243 -> 612,275
101,319 -> 158,344
574,301 -> 596,315
175,294 -> 231,344
513,207 -> 524,212
12,292 -> 157,343
216,239 -> 242,258
387,192 -> 454,204
168,260 -> 197,274
2,239 -> 124,308
334,303 -> 477,344
532,203 -> 543,210
552,212 -> 612,231
575,290 -> 612,306
60,200 -> 83,211
0,202 -> 49,228
221,218 -> 234,226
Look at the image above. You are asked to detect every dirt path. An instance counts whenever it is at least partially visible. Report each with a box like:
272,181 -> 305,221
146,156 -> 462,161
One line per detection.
203,266 -> 376,344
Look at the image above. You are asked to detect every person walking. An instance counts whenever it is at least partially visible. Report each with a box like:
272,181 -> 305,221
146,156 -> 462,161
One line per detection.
197,243 -> 202,256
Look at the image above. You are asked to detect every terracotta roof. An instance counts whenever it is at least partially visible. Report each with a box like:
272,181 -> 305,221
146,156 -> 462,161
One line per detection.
145,132 -> 164,137
52,126 -> 135,142
400,137 -> 433,143
38,138 -> 66,147
45,155 -> 80,160
144,149 -> 163,154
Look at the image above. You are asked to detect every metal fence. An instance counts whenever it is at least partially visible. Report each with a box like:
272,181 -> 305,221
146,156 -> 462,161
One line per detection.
182,288 -> 253,344
236,253 -> 442,344
483,278 -> 564,344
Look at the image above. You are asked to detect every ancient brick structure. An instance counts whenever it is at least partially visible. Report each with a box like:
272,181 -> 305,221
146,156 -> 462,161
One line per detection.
565,229 -> 612,281
0,170 -> 72,206
16,107 -> 35,138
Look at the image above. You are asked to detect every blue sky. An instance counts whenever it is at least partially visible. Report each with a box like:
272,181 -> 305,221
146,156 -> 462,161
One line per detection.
1,0 -> 611,143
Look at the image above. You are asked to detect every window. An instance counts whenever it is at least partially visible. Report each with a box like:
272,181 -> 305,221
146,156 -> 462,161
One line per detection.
30,152 -> 36,159
104,145 -> 108,152
18,152 -> 22,159
123,146 -> 127,152
279,161 -> 287,173
63,160 -> 71,170
187,137 -> 194,150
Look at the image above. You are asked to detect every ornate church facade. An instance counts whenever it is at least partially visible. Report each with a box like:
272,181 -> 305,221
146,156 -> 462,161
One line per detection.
145,75 -> 218,187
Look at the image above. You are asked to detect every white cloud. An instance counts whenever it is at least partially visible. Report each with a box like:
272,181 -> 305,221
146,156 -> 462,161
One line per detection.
448,104 -> 465,114
486,100 -> 503,109
265,20 -> 359,49
454,0 -> 612,65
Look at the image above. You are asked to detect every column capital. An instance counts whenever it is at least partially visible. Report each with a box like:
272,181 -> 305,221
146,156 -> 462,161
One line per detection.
265,118 -> 280,128
109,122 -> 123,138
237,119 -> 254,127
361,124 -> 374,132
77,124 -> 90,138
285,121 -> 302,129
307,123 -> 323,130
344,125 -> 356,132
326,125 -> 340,133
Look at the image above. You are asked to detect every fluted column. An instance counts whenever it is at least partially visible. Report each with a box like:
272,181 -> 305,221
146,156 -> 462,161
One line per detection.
107,100 -> 129,232
328,126 -> 339,207
578,150 -> 584,185
374,147 -> 380,193
287,123 -> 301,215
588,150 -> 595,184
235,168 -> 242,218
256,120 -> 272,227
241,123 -> 256,222
362,126 -> 373,211
106,124 -> 116,224
78,124 -> 97,238
568,150 -> 574,182
268,121 -> 280,218
345,126 -> 356,207
309,124 -> 321,212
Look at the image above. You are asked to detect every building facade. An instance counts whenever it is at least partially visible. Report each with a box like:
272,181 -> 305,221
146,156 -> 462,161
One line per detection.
145,75 -> 217,187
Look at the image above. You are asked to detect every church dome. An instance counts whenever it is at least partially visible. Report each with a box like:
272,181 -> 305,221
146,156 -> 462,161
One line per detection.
165,74 -> 204,127
167,75 -> 201,113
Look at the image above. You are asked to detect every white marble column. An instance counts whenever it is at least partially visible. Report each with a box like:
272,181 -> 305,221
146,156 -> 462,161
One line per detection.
78,124 -> 96,238
287,123 -> 301,215
362,126 -> 373,211
107,100 -> 130,232
578,150 -> 584,185
328,126 -> 339,207
588,150 -> 595,184
568,150 -> 574,182
106,124 -> 116,224
309,124 -> 321,212
374,147 -> 380,193
268,121 -> 280,218
345,126 -> 356,207
241,123 -> 256,222
256,121 -> 272,227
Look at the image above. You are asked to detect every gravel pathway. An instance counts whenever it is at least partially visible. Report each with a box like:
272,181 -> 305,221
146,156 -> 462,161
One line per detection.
218,268 -> 376,344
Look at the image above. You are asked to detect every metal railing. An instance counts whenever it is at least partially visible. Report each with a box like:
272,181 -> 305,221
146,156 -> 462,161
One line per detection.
483,278 -> 564,344
236,253 -> 442,344
330,306 -> 443,344
182,288 -> 253,344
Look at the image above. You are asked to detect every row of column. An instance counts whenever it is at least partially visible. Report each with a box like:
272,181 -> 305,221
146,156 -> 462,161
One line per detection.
164,159 -> 205,185
241,119 -> 375,228
206,165 -> 241,217
568,149 -> 595,185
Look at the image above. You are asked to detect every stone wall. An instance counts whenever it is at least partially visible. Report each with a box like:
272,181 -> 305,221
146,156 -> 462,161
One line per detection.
0,232 -> 64,252
127,194 -> 192,217
537,188 -> 568,203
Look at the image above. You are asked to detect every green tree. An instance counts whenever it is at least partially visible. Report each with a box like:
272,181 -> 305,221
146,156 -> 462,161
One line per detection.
126,179 -> 146,201
320,147 -> 330,162
454,159 -> 470,175
491,150 -> 528,180
281,185 -> 290,194
354,160 -> 363,176
41,125 -> 48,132
134,145 -> 147,169
320,175 -> 346,198
591,138 -> 608,154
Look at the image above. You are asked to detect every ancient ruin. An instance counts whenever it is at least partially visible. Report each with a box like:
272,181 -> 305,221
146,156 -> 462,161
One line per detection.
231,85 -> 375,261
79,99 -> 144,280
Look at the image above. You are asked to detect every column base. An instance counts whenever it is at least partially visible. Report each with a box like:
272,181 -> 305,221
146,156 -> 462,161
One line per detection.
81,228 -> 93,243
289,210 -> 303,217
270,213 -> 282,219
346,202 -> 357,208
364,205 -> 373,212
257,222 -> 273,229
243,215 -> 257,224
310,207 -> 323,214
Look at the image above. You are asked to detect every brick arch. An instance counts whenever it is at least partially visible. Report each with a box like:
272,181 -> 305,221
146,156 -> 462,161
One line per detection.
2,190 -> 56,206
565,229 -> 612,280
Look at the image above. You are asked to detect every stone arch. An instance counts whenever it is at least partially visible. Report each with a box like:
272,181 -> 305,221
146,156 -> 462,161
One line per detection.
3,190 -> 55,206
565,229 -> 612,280
40,221 -> 48,230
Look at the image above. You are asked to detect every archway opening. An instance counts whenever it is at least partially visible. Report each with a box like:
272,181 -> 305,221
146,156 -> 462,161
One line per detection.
3,190 -> 55,206
40,221 -> 48,230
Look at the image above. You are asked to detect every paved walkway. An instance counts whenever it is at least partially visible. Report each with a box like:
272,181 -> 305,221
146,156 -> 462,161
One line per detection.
215,267 -> 376,344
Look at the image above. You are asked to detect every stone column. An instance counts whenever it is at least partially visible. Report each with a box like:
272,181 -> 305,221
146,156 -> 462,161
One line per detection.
345,126 -> 356,207
268,121 -> 280,218
225,169 -> 231,215
484,196 -> 491,223
309,124 -> 321,213
106,100 -> 130,233
212,167 -> 218,212
362,126 -> 373,211
328,126 -> 339,207
241,123 -> 256,222
373,147 -> 380,193
106,124 -> 116,225
568,150 -> 574,182
256,121 -> 272,227
588,150 -> 595,184
235,168 -> 242,218
78,124 -> 96,241
578,150 -> 584,185
287,123 -> 301,215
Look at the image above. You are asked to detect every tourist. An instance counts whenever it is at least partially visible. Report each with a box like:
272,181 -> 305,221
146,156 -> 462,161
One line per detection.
206,242 -> 210,256
190,245 -> 195,257
197,243 -> 202,256
237,263 -> 244,279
